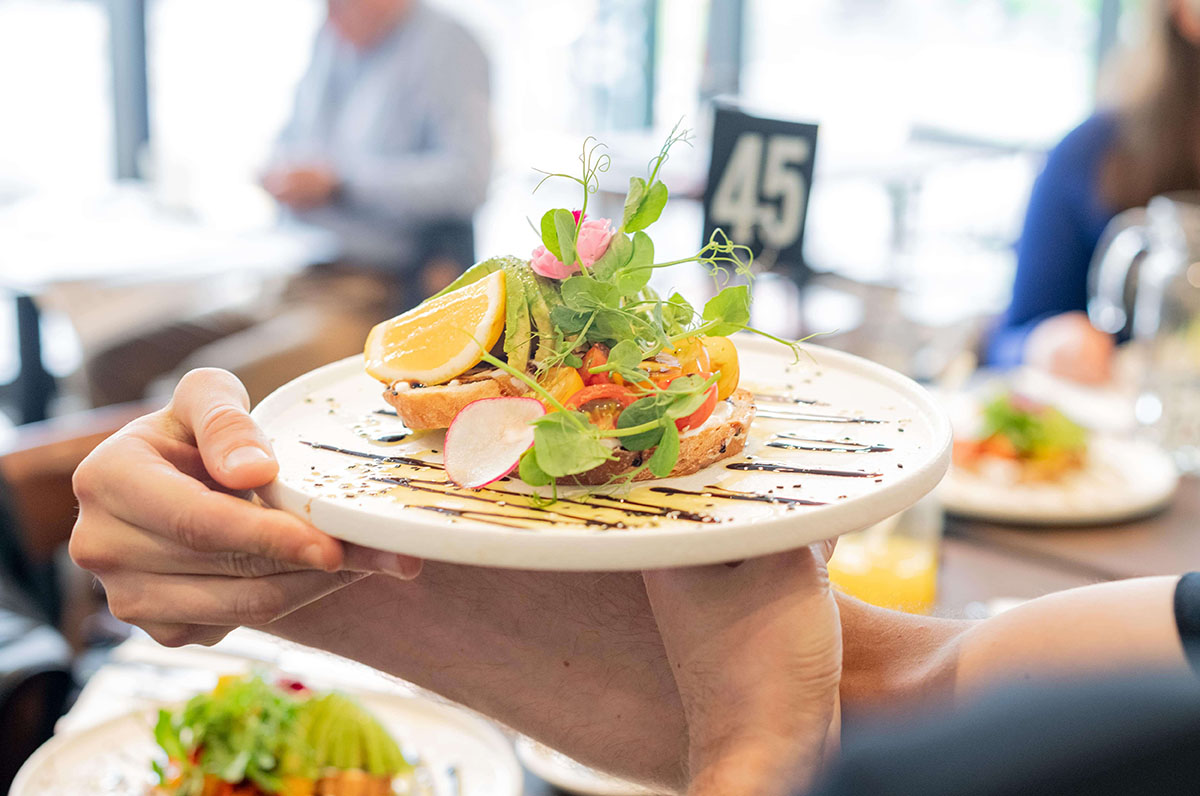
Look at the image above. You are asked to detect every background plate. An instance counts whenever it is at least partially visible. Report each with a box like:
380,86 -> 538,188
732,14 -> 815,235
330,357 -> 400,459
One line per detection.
12,692 -> 523,796
940,436 -> 1178,526
252,337 -> 952,571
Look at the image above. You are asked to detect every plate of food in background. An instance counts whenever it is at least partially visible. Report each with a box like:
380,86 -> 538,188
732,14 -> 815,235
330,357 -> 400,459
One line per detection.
11,674 -> 522,796
251,132 -> 953,571
939,391 -> 1178,525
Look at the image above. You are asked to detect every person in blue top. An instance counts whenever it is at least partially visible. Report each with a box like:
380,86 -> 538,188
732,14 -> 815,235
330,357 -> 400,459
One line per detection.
989,0 -> 1200,384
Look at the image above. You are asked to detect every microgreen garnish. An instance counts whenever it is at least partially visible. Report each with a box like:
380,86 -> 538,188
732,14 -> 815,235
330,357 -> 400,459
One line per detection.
435,124 -> 814,493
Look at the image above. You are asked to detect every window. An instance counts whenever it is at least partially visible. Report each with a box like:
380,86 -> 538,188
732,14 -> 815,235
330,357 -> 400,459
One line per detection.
0,0 -> 113,196
742,0 -> 1100,149
145,0 -> 324,225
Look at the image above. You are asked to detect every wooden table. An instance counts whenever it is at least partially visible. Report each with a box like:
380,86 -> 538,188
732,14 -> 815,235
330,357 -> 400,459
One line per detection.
0,185 -> 336,423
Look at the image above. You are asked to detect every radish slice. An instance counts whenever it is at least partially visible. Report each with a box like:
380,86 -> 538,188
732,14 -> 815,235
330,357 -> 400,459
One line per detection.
444,397 -> 546,488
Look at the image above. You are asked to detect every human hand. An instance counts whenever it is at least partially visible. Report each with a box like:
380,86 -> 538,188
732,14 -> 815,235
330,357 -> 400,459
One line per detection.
261,163 -> 340,209
1025,311 -> 1115,385
70,368 -> 422,648
644,545 -> 842,796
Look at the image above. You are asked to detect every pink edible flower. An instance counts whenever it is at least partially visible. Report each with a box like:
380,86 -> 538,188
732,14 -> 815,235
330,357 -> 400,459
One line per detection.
530,245 -> 579,279
529,216 -> 615,280
576,218 -> 615,267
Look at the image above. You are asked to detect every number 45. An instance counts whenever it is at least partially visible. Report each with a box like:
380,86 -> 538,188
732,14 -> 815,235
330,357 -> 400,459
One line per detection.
710,132 -> 811,250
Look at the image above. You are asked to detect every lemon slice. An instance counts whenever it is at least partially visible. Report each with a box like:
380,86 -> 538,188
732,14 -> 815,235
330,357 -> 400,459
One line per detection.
364,270 -> 507,385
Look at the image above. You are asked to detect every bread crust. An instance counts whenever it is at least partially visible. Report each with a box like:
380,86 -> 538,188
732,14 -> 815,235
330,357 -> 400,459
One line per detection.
383,368 -> 528,430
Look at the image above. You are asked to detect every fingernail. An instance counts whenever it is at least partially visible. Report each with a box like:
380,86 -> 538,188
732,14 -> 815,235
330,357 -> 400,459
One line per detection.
369,551 -> 422,580
224,446 -> 271,472
302,542 -> 333,570
395,556 -> 423,581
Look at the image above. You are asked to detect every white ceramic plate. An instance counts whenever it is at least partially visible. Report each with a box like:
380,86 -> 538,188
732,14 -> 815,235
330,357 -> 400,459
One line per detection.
940,436 -> 1179,526
252,336 -> 952,570
12,692 -> 522,796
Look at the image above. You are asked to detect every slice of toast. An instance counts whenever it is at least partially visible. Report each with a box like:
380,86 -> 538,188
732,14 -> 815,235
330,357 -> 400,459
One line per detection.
383,368 -> 530,430
561,389 -> 755,485
383,374 -> 755,484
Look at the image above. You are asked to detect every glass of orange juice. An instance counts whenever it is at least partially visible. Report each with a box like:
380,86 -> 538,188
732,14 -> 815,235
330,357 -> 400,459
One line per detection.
827,495 -> 942,614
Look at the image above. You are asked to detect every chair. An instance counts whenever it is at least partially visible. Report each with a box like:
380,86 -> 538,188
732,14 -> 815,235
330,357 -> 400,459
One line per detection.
0,401 -> 152,790
0,578 -> 72,790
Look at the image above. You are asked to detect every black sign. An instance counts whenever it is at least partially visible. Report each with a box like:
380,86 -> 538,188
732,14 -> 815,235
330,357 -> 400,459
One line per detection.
702,105 -> 819,283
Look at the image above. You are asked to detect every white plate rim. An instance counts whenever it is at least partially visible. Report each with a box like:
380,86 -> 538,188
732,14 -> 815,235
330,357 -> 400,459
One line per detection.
252,339 -> 953,571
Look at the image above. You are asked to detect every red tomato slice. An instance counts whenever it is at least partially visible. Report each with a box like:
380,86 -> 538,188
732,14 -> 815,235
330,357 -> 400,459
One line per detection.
565,383 -> 637,410
674,380 -> 718,432
577,344 -> 612,386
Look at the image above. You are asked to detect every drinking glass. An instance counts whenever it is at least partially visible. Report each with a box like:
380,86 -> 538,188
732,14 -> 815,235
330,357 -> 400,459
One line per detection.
827,493 -> 942,614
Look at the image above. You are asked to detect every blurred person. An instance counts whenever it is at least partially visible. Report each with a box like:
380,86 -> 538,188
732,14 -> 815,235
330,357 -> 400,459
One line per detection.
69,367 -> 1200,794
85,0 -> 491,407
988,0 -> 1200,385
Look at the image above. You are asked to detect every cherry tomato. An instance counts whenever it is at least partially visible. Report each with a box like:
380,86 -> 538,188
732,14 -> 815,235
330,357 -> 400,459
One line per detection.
638,352 -> 684,390
672,377 -> 719,432
565,383 -> 638,410
566,383 -> 639,430
540,366 -> 585,409
701,335 -> 740,400
578,344 -> 612,385
671,336 -> 712,376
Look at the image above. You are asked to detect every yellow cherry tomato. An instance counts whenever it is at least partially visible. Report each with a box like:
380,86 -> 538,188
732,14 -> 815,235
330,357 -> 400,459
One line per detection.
670,336 -> 712,376
701,335 -> 740,400
540,366 -> 586,408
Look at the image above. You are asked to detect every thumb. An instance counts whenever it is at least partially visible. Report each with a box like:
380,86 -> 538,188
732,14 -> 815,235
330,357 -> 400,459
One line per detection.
170,368 -> 279,491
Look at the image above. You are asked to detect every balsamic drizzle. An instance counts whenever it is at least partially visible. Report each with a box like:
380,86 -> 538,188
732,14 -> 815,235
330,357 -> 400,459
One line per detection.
767,436 -> 893,454
305,387 -> 911,528
755,409 -> 885,424
371,476 -> 720,526
753,394 -> 826,406
301,441 -> 444,470
727,462 -> 881,479
451,482 -> 718,523
408,505 -> 534,529
650,486 -> 826,507
373,476 -> 619,527
373,432 -> 412,444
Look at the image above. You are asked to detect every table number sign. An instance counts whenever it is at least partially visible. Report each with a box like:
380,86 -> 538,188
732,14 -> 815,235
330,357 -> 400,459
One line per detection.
703,104 -> 819,282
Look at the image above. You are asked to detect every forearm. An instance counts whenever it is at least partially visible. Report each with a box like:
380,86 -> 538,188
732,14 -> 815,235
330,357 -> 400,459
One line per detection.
839,576 -> 1188,719
952,576 -> 1185,695
265,564 -> 688,792
837,594 -> 969,722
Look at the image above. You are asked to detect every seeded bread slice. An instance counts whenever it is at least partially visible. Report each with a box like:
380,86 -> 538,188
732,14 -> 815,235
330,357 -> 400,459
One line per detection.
383,376 -> 755,484
562,389 -> 756,486
382,368 -> 529,431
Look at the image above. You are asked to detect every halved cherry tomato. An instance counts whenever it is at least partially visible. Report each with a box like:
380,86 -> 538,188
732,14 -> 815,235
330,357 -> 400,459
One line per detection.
540,366 -> 585,409
635,352 -> 684,391
578,344 -> 612,385
671,336 -> 712,376
701,336 -> 740,400
672,376 -> 719,432
565,383 -> 638,410
566,383 -> 639,430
